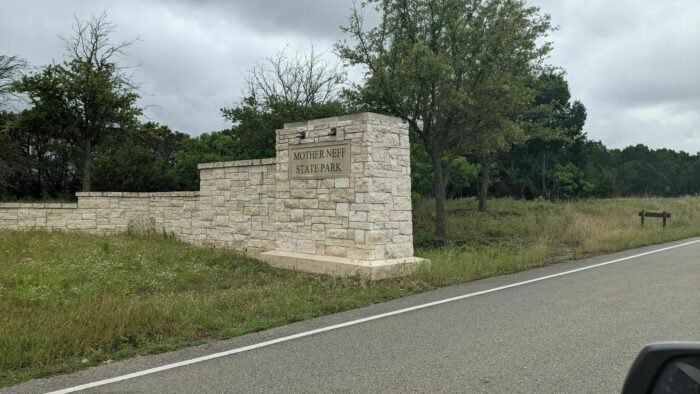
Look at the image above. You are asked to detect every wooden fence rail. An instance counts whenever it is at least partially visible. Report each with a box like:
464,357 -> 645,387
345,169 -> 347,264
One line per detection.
639,210 -> 671,228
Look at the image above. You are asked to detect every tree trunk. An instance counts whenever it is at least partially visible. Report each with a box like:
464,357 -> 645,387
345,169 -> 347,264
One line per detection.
432,155 -> 447,238
82,139 -> 92,192
478,155 -> 492,211
37,148 -> 47,198
542,154 -> 546,198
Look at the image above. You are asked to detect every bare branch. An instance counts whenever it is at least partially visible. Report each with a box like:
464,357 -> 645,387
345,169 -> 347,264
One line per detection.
0,55 -> 27,109
244,45 -> 347,108
59,11 -> 140,90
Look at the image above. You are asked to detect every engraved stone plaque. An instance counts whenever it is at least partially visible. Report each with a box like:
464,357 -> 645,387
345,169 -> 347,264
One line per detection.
289,140 -> 351,180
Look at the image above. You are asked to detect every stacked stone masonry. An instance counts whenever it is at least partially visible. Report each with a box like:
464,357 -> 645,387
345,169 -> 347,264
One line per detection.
0,113 -> 425,277
275,113 -> 414,261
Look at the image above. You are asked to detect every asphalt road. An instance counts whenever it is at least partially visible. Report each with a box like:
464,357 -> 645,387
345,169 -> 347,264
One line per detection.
7,238 -> 700,393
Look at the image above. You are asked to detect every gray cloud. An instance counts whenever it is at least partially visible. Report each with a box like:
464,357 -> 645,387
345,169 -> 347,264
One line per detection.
2,0 -> 699,153
173,0 -> 357,40
535,0 -> 700,152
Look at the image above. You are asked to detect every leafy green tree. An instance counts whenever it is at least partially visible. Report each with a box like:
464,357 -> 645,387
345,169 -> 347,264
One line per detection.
447,157 -> 479,198
0,112 -> 27,198
503,71 -> 587,198
13,13 -> 141,192
551,163 -> 591,199
93,123 -> 189,191
171,131 -> 242,190
93,142 -> 166,191
338,0 -> 553,236
2,107 -> 80,199
410,142 -> 436,197
222,97 -> 346,160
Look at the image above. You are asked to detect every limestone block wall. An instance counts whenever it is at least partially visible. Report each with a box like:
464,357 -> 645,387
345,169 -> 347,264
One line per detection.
0,192 -> 199,234
0,158 -> 278,256
275,112 -> 414,261
0,202 -> 80,230
145,192 -> 200,240
196,158 -> 277,253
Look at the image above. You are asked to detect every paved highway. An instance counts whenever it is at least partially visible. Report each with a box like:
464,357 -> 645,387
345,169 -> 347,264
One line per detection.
7,238 -> 700,393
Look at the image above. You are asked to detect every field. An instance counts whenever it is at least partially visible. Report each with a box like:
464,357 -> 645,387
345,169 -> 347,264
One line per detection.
2,196 -> 700,386
413,196 -> 700,285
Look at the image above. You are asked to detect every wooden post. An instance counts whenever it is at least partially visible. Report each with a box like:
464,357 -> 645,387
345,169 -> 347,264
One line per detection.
641,209 -> 645,227
662,211 -> 667,228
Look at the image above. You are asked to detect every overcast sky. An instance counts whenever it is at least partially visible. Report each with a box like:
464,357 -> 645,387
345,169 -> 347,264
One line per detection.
2,0 -> 699,153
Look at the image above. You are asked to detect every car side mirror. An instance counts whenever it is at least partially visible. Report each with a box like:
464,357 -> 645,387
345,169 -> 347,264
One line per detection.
622,343 -> 700,394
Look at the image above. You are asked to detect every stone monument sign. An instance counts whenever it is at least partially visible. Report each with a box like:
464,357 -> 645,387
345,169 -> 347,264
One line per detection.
0,112 -> 429,279
289,140 -> 351,179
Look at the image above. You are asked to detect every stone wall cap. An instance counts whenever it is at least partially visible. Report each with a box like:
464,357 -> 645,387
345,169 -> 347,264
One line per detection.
76,191 -> 129,197
198,157 -> 276,169
283,112 -> 404,129
0,202 -> 77,209
147,191 -> 200,197
75,191 -> 199,198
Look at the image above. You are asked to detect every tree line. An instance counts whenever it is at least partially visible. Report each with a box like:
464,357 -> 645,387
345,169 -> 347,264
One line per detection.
1,2 -> 698,238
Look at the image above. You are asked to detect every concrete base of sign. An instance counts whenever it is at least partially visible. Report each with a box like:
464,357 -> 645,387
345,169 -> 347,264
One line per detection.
258,251 -> 430,280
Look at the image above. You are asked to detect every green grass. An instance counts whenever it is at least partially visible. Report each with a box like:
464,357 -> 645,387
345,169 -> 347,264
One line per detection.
2,196 -> 700,386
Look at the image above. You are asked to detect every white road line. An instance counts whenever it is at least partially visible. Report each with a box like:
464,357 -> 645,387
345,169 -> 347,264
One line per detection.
47,239 -> 700,394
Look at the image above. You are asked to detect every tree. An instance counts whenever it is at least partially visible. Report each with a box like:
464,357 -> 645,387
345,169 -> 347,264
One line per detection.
551,163 -> 591,199
222,97 -> 347,159
448,156 -> 479,198
502,70 -> 587,199
6,107 -> 78,198
92,122 -> 189,191
0,55 -> 27,109
171,131 -> 243,190
13,13 -> 141,192
338,0 -> 553,236
0,112 -> 29,198
244,46 -> 346,107
221,47 -> 348,159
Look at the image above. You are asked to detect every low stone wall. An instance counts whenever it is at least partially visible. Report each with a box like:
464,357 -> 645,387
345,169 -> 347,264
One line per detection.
0,202 -> 80,230
0,159 -> 277,255
0,192 -> 199,234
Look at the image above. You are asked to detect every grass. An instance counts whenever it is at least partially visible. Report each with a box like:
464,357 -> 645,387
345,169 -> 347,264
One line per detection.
1,196 -> 700,386
413,196 -> 700,286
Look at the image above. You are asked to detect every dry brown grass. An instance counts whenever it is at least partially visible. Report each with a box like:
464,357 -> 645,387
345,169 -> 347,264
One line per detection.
414,196 -> 700,285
